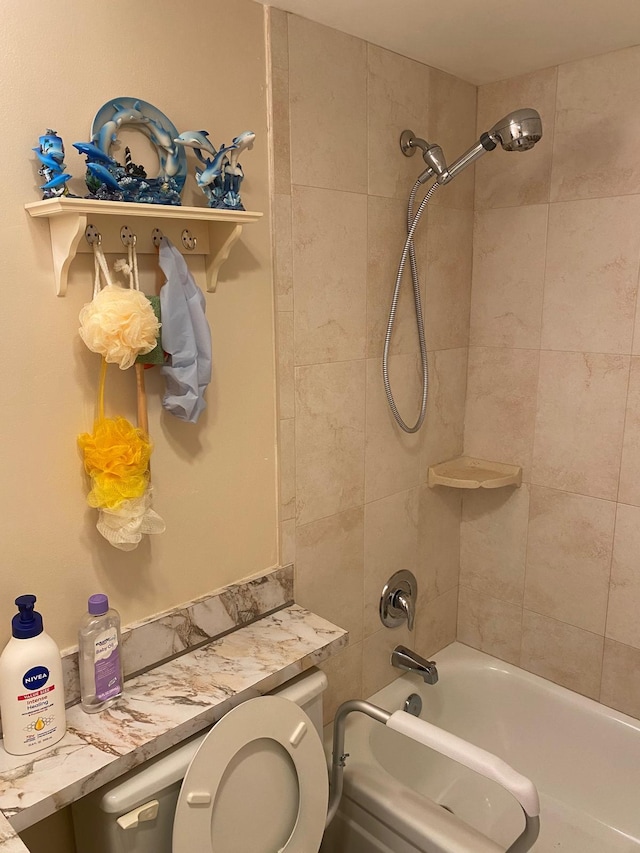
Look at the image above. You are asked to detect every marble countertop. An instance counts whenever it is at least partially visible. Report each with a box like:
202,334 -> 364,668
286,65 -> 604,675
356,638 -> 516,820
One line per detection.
0,605 -> 347,852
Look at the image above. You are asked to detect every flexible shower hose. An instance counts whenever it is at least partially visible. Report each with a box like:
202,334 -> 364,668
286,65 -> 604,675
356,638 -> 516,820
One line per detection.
382,179 -> 440,433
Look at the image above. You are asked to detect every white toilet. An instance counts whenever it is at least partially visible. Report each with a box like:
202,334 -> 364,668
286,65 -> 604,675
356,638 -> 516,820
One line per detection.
72,668 -> 330,853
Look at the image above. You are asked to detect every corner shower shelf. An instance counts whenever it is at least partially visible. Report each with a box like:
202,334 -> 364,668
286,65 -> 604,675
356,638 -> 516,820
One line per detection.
25,197 -> 263,296
428,456 -> 522,489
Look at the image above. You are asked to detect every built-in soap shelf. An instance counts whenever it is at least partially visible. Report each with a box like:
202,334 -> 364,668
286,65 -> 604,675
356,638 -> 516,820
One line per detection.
25,197 -> 263,296
428,456 -> 522,489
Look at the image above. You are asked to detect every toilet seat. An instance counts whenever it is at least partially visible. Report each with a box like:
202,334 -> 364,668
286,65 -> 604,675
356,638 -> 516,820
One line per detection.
172,695 -> 329,853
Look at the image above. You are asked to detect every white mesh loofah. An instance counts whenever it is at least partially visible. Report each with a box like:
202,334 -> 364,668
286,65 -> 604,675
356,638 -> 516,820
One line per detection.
96,489 -> 165,551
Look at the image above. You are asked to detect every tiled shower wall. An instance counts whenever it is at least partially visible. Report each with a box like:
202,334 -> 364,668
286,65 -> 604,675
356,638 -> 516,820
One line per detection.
459,46 -> 640,719
268,9 -> 475,720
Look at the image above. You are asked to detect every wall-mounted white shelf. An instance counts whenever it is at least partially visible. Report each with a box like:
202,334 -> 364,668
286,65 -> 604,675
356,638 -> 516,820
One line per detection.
428,456 -> 522,489
25,197 -> 263,296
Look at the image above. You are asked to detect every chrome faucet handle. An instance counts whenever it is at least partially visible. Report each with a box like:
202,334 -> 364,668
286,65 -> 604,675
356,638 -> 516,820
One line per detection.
380,570 -> 417,631
393,591 -> 415,632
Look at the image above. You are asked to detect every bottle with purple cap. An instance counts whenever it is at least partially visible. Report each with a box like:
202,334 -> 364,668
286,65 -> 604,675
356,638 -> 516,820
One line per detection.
78,594 -> 124,713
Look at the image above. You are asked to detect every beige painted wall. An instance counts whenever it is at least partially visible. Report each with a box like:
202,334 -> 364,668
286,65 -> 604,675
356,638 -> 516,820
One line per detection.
460,45 -> 640,720
0,0 -> 278,652
268,9 -> 475,721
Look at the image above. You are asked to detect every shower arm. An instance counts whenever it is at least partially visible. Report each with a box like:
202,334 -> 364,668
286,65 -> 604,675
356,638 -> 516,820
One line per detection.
326,699 -> 541,853
401,129 -> 497,185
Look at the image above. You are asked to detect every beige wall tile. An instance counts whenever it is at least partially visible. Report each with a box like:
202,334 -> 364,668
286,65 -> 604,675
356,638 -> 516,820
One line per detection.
273,194 -> 293,311
470,205 -> 548,349
367,44 -> 431,199
606,503 -> 640,650
296,507 -> 364,643
464,347 -> 539,479
271,64 -> 291,196
457,586 -> 522,665
269,7 -> 289,72
279,417 -> 295,521
601,639 -> 640,720
366,195 -> 424,359
417,485 -> 462,601
420,348 -> 467,474
460,485 -> 530,605
362,623 -> 414,696
295,361 -> 365,526
364,488 -> 419,636
280,518 -> 295,566
427,67 -> 477,211
425,206 -> 474,350
551,46 -> 640,202
319,641 -> 364,723
277,311 -> 294,420
292,185 -> 367,365
532,351 -> 629,500
415,586 -> 458,659
541,197 -> 640,354
269,10 -> 291,195
524,486 -> 615,634
365,356 -> 423,503
475,66 -> 557,209
521,610 -> 604,699
618,358 -> 640,506
289,16 -> 367,192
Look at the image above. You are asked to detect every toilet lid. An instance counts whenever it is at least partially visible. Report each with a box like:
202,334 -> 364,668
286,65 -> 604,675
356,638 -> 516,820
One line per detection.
172,695 -> 329,853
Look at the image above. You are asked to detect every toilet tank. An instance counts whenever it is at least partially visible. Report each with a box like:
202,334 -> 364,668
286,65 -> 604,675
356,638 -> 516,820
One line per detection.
72,667 -> 328,853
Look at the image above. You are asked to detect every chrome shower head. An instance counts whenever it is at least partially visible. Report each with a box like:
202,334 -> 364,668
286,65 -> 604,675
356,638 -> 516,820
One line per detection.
485,108 -> 543,152
400,107 -> 543,185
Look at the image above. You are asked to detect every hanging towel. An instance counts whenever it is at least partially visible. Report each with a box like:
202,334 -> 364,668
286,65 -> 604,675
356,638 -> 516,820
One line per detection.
158,237 -> 212,422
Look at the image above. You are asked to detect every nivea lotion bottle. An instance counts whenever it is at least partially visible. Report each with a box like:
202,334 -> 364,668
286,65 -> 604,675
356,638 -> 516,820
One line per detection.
0,595 -> 67,755
79,594 -> 123,713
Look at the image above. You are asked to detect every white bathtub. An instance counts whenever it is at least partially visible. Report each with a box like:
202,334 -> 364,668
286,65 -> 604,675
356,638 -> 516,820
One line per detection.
321,642 -> 640,853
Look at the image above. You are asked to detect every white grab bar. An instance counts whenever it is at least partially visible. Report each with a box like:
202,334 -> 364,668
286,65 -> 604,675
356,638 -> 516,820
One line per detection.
327,700 -> 541,853
386,709 -> 540,817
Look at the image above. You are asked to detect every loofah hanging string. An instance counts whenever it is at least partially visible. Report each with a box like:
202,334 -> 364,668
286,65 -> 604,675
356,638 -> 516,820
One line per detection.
78,360 -> 151,509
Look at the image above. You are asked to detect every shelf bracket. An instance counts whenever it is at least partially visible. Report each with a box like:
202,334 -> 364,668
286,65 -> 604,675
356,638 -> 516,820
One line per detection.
205,222 -> 243,292
49,213 -> 88,297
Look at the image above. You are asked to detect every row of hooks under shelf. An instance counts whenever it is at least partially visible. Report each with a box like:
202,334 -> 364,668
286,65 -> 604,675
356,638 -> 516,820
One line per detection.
85,224 -> 197,252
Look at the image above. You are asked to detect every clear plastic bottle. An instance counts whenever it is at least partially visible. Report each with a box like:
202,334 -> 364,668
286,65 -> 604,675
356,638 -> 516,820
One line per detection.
78,594 -> 124,713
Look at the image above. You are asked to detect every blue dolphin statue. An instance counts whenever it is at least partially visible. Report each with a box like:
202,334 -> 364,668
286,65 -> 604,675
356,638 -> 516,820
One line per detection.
73,142 -> 115,165
40,173 -> 72,190
195,144 -> 237,189
174,130 -> 217,159
86,162 -> 122,192
33,149 -> 65,172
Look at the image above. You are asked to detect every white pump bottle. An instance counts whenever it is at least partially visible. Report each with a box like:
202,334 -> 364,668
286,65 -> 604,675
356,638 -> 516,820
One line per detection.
0,595 -> 66,755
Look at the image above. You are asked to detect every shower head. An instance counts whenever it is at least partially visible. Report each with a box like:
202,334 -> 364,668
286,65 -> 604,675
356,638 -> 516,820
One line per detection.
485,108 -> 543,152
400,107 -> 543,185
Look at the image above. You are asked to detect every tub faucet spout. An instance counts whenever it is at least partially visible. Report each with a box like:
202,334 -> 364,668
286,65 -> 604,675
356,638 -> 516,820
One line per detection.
391,645 -> 438,685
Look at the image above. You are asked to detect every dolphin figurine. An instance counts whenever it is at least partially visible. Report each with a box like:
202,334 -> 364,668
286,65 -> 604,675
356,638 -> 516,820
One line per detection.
195,144 -> 237,189
33,149 -> 65,172
228,131 -> 255,169
174,130 -> 217,158
111,100 -> 148,127
72,142 -> 115,165
140,117 -> 176,152
40,172 -> 72,190
93,120 -> 118,155
86,162 -> 122,192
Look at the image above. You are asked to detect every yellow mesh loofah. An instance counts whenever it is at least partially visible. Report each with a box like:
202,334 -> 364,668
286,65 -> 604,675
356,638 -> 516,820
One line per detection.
78,360 -> 152,510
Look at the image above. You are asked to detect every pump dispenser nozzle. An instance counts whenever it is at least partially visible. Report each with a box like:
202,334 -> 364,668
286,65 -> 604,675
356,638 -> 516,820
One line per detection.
12,595 -> 43,639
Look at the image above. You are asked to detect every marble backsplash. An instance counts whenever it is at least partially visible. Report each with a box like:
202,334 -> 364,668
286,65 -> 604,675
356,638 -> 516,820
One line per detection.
60,565 -> 293,708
